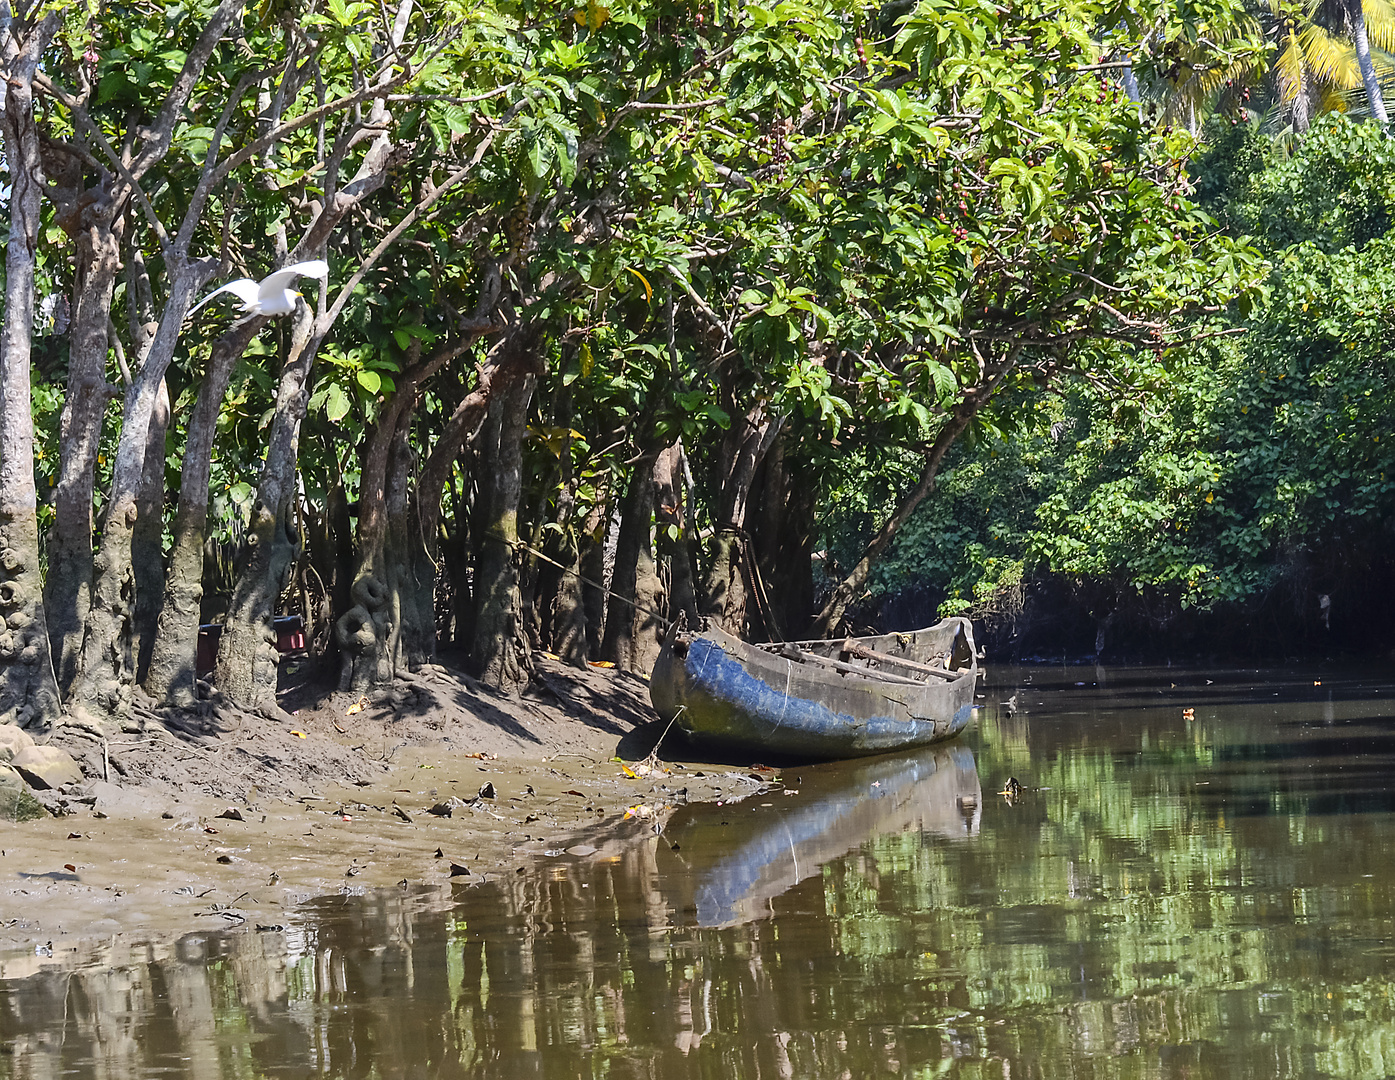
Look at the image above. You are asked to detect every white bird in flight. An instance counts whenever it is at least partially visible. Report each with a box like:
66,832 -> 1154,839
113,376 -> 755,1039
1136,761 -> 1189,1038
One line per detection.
188,260 -> 329,318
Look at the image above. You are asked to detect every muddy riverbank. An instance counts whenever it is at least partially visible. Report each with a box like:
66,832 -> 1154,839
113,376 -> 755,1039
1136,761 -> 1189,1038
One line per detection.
1,655 -> 776,962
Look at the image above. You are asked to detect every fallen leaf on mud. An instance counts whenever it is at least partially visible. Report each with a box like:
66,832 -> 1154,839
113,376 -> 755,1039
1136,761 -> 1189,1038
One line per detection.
565,789 -> 585,797
218,808 -> 244,821
587,660 -> 615,668
216,855 -> 234,864
63,864 -> 77,872
434,848 -> 444,858
449,862 -> 471,877
346,865 -> 361,877
477,782 -> 496,800
621,764 -> 640,779
524,813 -> 540,823
346,696 -> 369,716
290,730 -> 307,739
393,806 -> 413,823
67,833 -> 82,840
256,924 -> 285,932
204,826 -> 219,834
565,844 -> 598,857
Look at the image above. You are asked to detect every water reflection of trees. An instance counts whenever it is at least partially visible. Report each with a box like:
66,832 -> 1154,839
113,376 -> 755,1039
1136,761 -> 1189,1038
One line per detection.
6,702 -> 1395,1077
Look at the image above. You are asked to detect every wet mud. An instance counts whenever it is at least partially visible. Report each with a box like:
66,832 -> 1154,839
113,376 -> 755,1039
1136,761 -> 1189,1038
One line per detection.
1,655 -> 775,961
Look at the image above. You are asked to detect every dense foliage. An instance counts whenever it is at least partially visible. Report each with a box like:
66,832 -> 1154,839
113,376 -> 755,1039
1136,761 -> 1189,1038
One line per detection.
854,113 -> 1395,657
3,0 -> 1389,735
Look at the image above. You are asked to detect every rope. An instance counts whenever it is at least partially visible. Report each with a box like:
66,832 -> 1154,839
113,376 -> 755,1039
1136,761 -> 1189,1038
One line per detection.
485,531 -> 674,629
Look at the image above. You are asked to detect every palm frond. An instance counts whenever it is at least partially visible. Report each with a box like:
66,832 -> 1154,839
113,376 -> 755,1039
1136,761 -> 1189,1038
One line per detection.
1313,84 -> 1353,111
1298,22 -> 1363,86
1362,0 -> 1395,51
1273,32 -> 1309,102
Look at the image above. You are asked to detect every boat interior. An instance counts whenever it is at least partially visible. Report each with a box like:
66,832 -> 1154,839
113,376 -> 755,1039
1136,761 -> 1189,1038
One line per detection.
751,619 -> 977,686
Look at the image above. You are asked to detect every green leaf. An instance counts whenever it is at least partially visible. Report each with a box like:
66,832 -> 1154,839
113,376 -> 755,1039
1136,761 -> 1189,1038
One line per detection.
325,384 -> 352,423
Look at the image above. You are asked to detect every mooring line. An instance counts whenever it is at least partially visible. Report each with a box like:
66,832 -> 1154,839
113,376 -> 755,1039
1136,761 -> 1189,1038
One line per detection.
484,531 -> 675,628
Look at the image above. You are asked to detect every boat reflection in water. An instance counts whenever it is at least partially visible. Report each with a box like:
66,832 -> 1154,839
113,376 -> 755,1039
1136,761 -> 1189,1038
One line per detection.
658,744 -> 981,927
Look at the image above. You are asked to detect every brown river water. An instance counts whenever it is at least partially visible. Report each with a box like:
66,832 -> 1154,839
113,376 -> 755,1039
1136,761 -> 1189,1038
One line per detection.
4,664 -> 1395,1078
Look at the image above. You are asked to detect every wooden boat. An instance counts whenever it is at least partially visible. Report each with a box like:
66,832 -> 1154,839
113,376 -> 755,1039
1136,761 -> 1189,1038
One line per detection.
650,617 -> 979,760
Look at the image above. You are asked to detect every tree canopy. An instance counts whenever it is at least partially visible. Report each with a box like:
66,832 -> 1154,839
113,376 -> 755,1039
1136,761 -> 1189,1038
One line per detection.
7,0 -> 1379,736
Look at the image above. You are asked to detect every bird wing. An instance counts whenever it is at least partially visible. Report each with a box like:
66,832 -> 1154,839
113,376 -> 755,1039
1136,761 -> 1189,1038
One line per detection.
188,278 -> 261,316
257,260 -> 330,303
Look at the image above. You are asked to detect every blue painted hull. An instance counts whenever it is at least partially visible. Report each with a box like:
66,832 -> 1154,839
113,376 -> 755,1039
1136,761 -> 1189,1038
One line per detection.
650,621 -> 978,760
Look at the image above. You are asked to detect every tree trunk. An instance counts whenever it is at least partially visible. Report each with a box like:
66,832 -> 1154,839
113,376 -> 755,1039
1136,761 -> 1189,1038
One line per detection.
441,467 -> 473,650
601,460 -> 657,672
336,332 -> 506,690
336,375 -> 416,692
654,442 -> 699,633
67,268 -> 206,726
749,433 -> 788,641
548,425 -> 587,667
213,309 -> 316,717
776,462 -> 817,639
46,209 -> 123,694
468,372 -> 536,691
1348,0 -> 1390,124
699,402 -> 784,635
631,531 -> 666,675
145,321 -> 264,706
579,504 -> 607,660
0,11 -> 64,731
41,0 -> 240,710
701,530 -> 749,637
132,379 -> 170,684
335,405 -> 432,690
